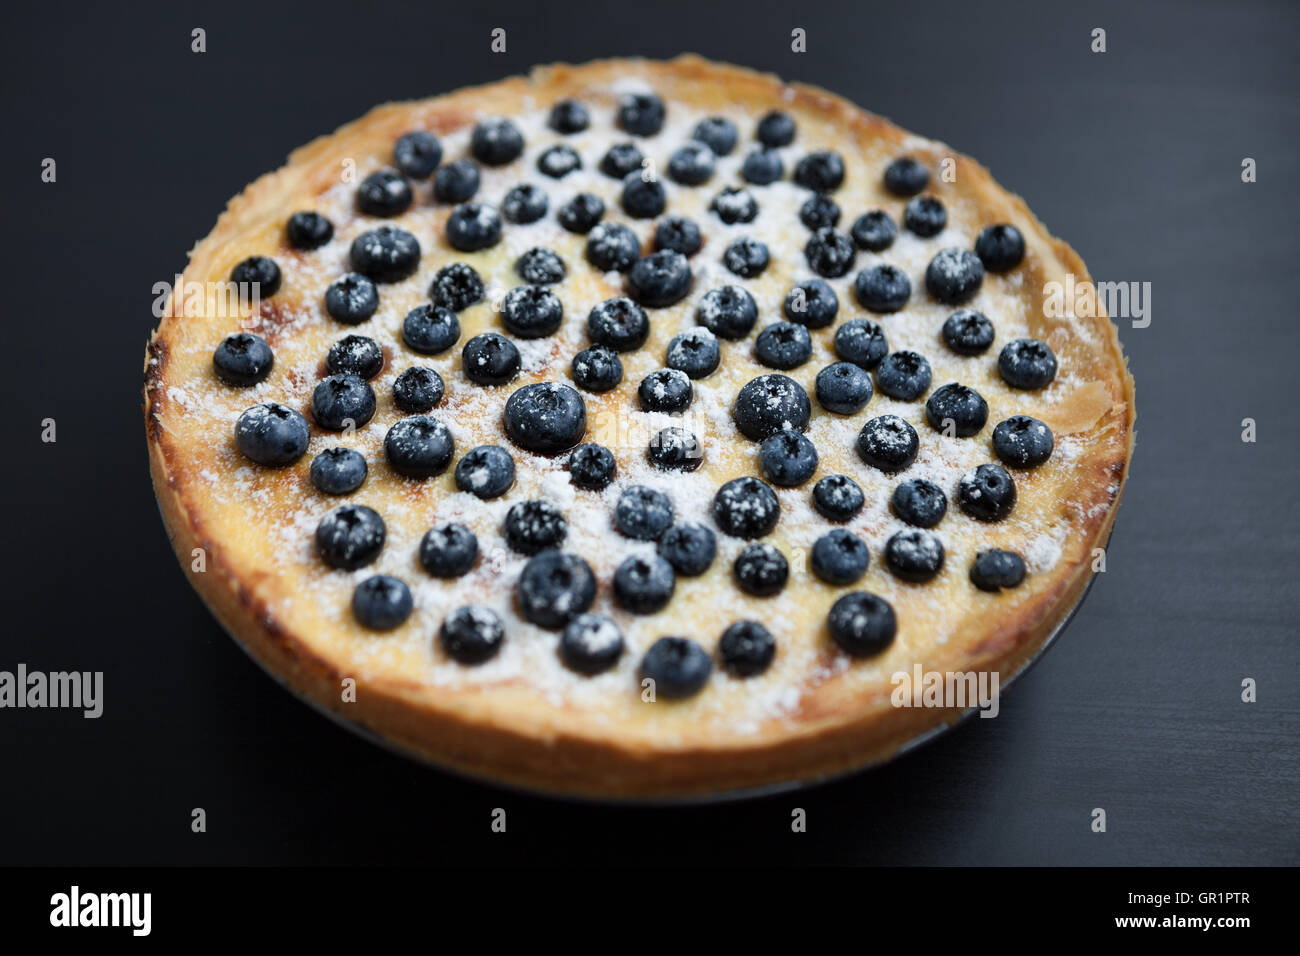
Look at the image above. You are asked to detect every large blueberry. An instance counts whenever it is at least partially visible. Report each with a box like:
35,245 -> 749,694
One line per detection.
732,374 -> 811,440
311,373 -> 377,431
384,415 -> 454,478
316,504 -> 385,570
712,476 -> 780,539
234,402 -> 309,466
815,362 -> 874,414
627,250 -> 692,308
461,332 -> 521,386
516,550 -> 596,630
503,382 -> 587,454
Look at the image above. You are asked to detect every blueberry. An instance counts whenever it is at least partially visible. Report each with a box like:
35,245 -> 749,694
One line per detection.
393,131 -> 442,179
998,338 -> 1058,389
957,463 -> 1017,521
904,196 -> 947,237
502,285 -> 563,338
614,485 -> 674,540
312,373 -> 376,431
732,373 -> 811,440
883,156 -> 929,197
433,159 -> 480,203
850,210 -> 897,252
502,184 -> 549,224
560,614 -> 624,675
794,150 -> 845,192
470,117 -> 524,166
600,142 -> 644,179
234,402 -> 308,466
230,256 -> 281,297
352,575 -> 412,630
992,415 -> 1055,469
970,549 -> 1027,592
723,237 -> 769,278
756,110 -> 796,146
875,350 -> 932,401
640,636 -> 711,699
503,499 -> 567,555
710,186 -> 758,224
712,477 -> 780,538
516,247 -> 566,285
754,322 -> 812,370
327,334 -> 384,379
800,194 -> 841,230
617,92 -> 665,136
718,622 -> 776,677
558,193 -> 606,234
925,383 -> 988,436
213,333 -> 273,387
503,382 -> 587,454
620,173 -> 666,219
815,362 -> 874,414
440,606 -> 504,665
648,426 -> 703,471
805,228 -> 856,278
454,444 -> 515,499
316,504 -> 386,570
570,345 -> 623,393
537,144 -> 582,179
567,442 -> 616,491
828,592 -> 897,657
584,297 -> 648,353
445,202 -> 502,252
614,555 -> 676,614
657,522 -> 717,576
734,542 -> 788,596
854,264 -> 912,313
669,142 -> 715,185
665,328 -> 720,379
324,273 -> 379,325
399,306 -> 458,357
759,429 -> 819,487
516,550 -> 596,630
349,226 -> 421,283
696,285 -> 758,339
778,281 -> 837,331
627,250 -> 693,307
885,529 -> 945,582
585,222 -> 641,272
925,248 -> 985,305
429,262 -> 484,312
310,447 -> 367,495
356,169 -> 412,217
812,529 -> 869,586
856,414 -> 919,473
834,318 -> 889,369
462,331 -> 521,387
419,523 -> 478,578
383,415 -> 453,478
653,216 -> 703,256
693,116 -> 738,156
549,98 -> 590,134
741,148 -> 783,185
891,478 -> 947,528
812,474 -> 865,522
638,368 -> 693,413
942,309 -> 995,355
286,211 -> 333,250
975,223 -> 1025,272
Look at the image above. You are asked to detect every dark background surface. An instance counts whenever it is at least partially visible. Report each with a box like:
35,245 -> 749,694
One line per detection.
2,0 -> 1296,865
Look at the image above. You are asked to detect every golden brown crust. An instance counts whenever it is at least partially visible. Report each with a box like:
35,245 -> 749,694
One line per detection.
144,55 -> 1135,799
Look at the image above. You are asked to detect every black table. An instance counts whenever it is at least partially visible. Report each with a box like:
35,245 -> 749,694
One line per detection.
3,0 -> 1296,865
